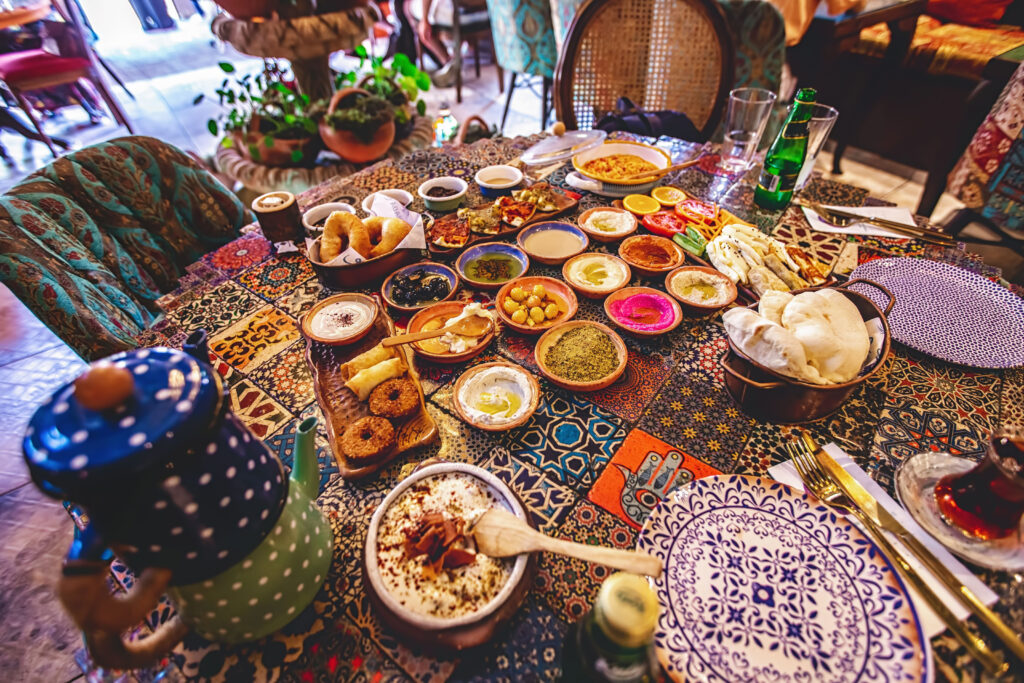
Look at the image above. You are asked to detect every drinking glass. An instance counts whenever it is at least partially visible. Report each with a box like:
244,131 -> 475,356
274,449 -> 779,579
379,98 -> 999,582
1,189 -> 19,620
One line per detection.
719,88 -> 777,172
896,427 -> 1024,569
794,104 -> 839,190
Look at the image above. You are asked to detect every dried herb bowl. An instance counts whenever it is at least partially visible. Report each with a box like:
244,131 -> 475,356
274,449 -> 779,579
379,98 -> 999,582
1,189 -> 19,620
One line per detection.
534,320 -> 627,392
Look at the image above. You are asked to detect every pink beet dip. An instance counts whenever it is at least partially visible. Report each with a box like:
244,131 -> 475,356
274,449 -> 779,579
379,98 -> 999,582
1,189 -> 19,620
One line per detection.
608,292 -> 676,332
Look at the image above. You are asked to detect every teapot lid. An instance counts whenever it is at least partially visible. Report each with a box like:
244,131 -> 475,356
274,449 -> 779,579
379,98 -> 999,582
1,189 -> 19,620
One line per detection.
23,347 -> 222,499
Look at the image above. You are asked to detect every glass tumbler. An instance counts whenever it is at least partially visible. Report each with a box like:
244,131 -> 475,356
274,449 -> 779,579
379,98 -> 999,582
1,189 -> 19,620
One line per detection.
794,104 -> 839,190
720,88 -> 777,172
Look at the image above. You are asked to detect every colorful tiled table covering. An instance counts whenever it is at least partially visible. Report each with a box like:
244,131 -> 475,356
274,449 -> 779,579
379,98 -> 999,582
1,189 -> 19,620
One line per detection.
118,134 -> 1023,682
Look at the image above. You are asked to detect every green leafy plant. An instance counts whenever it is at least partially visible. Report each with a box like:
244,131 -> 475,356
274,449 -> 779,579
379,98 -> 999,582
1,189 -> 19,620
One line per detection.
194,61 -> 317,163
322,92 -> 395,144
334,48 -> 430,124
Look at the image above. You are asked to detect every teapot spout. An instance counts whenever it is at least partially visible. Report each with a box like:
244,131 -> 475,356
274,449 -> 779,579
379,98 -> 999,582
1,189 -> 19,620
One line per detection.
291,417 -> 321,499
183,330 -> 209,362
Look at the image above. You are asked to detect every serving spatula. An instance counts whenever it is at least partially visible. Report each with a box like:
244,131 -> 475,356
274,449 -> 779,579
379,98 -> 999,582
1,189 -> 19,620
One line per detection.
471,507 -> 663,577
382,315 -> 492,348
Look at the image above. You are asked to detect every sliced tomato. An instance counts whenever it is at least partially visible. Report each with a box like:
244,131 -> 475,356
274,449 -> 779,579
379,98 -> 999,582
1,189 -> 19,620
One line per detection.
675,198 -> 719,226
641,210 -> 688,237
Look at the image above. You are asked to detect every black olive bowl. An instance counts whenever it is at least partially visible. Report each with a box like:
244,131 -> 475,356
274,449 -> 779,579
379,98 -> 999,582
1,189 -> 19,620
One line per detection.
381,262 -> 460,312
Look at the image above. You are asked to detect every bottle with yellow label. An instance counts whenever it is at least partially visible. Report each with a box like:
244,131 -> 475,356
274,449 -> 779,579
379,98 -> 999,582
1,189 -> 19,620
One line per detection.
559,572 -> 660,682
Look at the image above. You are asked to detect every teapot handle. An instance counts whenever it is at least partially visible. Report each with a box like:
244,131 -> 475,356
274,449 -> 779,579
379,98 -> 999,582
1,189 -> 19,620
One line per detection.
59,525 -> 188,669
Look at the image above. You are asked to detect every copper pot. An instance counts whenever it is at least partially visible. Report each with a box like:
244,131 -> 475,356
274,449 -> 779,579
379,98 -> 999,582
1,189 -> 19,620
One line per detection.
720,279 -> 894,424
319,87 -> 396,163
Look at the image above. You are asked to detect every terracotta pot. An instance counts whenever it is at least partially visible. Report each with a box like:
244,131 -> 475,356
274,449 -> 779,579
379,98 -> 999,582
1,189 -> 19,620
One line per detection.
319,87 -> 396,164
232,131 -> 319,168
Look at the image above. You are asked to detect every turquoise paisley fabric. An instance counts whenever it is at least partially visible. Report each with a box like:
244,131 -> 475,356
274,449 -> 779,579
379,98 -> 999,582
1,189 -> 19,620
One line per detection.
0,136 -> 250,361
487,0 -> 558,78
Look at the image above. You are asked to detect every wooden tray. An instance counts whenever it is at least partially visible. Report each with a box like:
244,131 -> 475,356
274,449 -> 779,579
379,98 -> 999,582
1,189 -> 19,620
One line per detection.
303,308 -> 438,480
427,183 -> 579,257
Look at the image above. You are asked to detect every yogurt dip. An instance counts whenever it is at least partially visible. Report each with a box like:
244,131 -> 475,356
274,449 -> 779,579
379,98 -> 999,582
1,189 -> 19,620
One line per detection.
583,209 -> 633,235
668,269 -> 734,307
376,473 -> 512,619
310,299 -> 374,339
456,365 -> 534,426
565,254 -> 629,292
608,292 -> 677,332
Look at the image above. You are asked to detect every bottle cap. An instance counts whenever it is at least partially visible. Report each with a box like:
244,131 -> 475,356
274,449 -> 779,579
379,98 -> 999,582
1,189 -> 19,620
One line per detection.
796,87 -> 817,102
594,572 -> 659,648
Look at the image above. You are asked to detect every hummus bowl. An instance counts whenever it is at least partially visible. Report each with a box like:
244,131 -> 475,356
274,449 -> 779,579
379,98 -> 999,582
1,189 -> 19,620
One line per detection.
364,462 -> 534,649
576,206 -> 638,243
452,362 -> 540,431
562,253 -> 631,299
665,265 -> 737,314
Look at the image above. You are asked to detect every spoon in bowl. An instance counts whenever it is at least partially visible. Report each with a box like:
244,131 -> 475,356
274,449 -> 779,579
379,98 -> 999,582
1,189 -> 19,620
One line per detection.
471,507 -> 663,577
382,314 -> 493,348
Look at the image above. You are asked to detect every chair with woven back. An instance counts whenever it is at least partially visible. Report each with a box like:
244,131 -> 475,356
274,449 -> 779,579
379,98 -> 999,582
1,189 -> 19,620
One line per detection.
0,136 -> 250,361
554,0 -> 736,138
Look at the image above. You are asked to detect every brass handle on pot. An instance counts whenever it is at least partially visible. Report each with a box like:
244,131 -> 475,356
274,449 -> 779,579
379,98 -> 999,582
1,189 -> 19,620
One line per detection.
59,561 -> 188,670
841,278 -> 895,316
719,349 -> 785,389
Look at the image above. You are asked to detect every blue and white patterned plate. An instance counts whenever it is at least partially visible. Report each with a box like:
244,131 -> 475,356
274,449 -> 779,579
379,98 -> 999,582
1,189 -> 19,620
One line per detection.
637,475 -> 928,683
849,257 -> 1024,369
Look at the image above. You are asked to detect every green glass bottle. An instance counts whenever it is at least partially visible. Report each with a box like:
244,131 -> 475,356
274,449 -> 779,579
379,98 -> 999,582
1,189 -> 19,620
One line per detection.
754,87 -> 817,210
559,573 -> 660,682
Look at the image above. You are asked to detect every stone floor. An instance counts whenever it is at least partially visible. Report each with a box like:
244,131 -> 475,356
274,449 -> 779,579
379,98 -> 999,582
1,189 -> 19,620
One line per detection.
0,2 -> 1007,681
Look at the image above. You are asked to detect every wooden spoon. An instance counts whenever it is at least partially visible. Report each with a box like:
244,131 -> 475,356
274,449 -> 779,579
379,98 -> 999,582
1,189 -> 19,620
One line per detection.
382,314 -> 493,348
471,507 -> 663,577
621,158 -> 701,182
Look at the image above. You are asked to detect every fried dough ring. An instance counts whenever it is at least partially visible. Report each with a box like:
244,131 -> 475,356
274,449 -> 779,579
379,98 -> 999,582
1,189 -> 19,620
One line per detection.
321,211 -> 372,261
340,416 -> 395,463
365,216 -> 412,258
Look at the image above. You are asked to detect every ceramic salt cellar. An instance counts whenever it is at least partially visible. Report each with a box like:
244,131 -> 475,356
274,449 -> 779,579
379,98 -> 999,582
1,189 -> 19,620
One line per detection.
22,333 -> 332,669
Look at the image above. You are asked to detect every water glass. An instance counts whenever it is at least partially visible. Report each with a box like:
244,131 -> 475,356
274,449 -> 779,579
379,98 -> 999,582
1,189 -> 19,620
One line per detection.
720,88 -> 777,172
794,104 -> 839,190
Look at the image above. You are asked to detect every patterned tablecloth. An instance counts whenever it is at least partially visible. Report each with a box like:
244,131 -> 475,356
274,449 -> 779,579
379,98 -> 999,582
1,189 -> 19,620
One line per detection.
122,134 -> 1023,682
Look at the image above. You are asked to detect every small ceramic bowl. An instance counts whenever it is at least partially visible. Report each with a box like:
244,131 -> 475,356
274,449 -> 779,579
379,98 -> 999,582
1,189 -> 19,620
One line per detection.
665,265 -> 738,315
452,362 -> 540,431
575,206 -> 638,243
456,242 -> 530,290
301,202 -> 358,233
364,462 -> 533,648
604,287 -> 683,337
300,293 -> 378,345
516,222 -> 589,266
495,276 -> 578,335
362,189 -> 414,215
405,301 -> 495,364
618,234 -> 684,277
381,262 -> 459,312
561,253 -> 631,299
418,177 -> 468,212
535,320 -> 627,392
475,165 -> 523,198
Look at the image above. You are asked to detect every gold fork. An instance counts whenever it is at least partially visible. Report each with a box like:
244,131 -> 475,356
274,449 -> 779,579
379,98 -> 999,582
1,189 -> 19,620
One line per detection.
786,440 -> 1008,677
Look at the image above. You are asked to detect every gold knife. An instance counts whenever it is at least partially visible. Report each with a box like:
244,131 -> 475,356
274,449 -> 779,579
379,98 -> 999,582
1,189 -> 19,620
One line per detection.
801,431 -> 1024,666
800,201 -> 954,243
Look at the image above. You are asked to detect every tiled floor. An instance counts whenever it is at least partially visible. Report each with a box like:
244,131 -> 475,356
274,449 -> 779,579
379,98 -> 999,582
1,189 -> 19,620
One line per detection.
0,3 -> 1001,681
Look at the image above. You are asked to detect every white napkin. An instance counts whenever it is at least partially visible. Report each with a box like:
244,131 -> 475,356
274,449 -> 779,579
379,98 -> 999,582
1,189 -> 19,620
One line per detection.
305,197 -> 426,265
769,443 -> 998,639
802,204 -> 917,240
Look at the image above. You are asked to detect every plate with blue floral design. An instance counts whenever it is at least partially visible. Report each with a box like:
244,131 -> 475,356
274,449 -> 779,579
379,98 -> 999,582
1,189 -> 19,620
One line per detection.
637,475 -> 929,683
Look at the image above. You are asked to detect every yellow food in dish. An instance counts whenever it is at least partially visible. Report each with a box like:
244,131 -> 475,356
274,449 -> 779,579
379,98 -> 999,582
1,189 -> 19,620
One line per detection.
622,194 -> 661,215
581,154 -> 657,180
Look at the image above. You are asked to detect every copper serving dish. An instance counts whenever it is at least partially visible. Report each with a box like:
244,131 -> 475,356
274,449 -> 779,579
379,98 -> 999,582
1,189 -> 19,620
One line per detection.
720,279 -> 894,424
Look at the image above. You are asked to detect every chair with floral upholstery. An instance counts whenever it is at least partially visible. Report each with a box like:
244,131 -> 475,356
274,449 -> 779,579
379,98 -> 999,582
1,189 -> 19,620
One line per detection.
0,136 -> 250,361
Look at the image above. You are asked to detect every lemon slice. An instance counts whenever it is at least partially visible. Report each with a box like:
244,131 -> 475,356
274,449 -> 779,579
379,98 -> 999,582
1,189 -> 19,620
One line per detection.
651,186 -> 686,206
622,194 -> 661,216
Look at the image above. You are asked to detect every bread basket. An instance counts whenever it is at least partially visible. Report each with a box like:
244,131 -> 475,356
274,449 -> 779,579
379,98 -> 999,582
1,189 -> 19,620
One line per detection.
720,279 -> 894,423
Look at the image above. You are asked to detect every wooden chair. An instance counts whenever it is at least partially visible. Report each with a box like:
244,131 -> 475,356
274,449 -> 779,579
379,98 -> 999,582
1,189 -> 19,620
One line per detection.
554,0 -> 735,138
0,0 -> 132,157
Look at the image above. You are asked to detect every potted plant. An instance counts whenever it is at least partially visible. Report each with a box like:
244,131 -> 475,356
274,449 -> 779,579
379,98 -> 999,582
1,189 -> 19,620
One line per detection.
334,48 -> 429,141
197,62 -> 319,168
317,88 -> 396,163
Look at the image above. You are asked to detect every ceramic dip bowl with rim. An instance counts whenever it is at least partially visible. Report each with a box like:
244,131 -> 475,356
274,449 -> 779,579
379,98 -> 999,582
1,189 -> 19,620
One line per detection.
516,222 -> 589,265
362,189 -> 414,214
300,292 -> 378,345
575,206 -> 638,243
452,362 -> 539,431
475,165 -> 523,198
301,202 -> 358,233
604,286 -> 683,336
418,177 -> 468,212
456,242 -> 530,290
381,262 -> 459,312
665,265 -> 737,314
562,253 -> 631,299
364,462 -> 533,649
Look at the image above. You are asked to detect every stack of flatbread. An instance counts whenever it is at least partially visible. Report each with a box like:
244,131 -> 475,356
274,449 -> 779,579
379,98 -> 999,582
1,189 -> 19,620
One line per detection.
722,289 -> 870,385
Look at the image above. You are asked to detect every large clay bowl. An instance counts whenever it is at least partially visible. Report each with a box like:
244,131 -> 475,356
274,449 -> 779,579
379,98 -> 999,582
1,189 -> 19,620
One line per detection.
534,320 -> 627,392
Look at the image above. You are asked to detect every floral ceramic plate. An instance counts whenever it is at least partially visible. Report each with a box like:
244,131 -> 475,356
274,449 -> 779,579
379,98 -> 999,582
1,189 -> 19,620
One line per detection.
637,475 -> 929,683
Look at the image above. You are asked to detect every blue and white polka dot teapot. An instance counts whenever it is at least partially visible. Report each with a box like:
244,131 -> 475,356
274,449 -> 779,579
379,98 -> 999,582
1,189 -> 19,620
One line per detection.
23,332 -> 333,669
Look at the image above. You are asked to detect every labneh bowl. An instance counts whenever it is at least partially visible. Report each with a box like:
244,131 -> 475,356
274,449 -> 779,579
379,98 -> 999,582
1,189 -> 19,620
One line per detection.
364,462 -> 535,649
576,206 -> 638,243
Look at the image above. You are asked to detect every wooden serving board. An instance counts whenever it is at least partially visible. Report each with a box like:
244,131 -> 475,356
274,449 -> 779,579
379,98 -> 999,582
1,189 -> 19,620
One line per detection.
426,184 -> 580,257
303,309 -> 438,480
